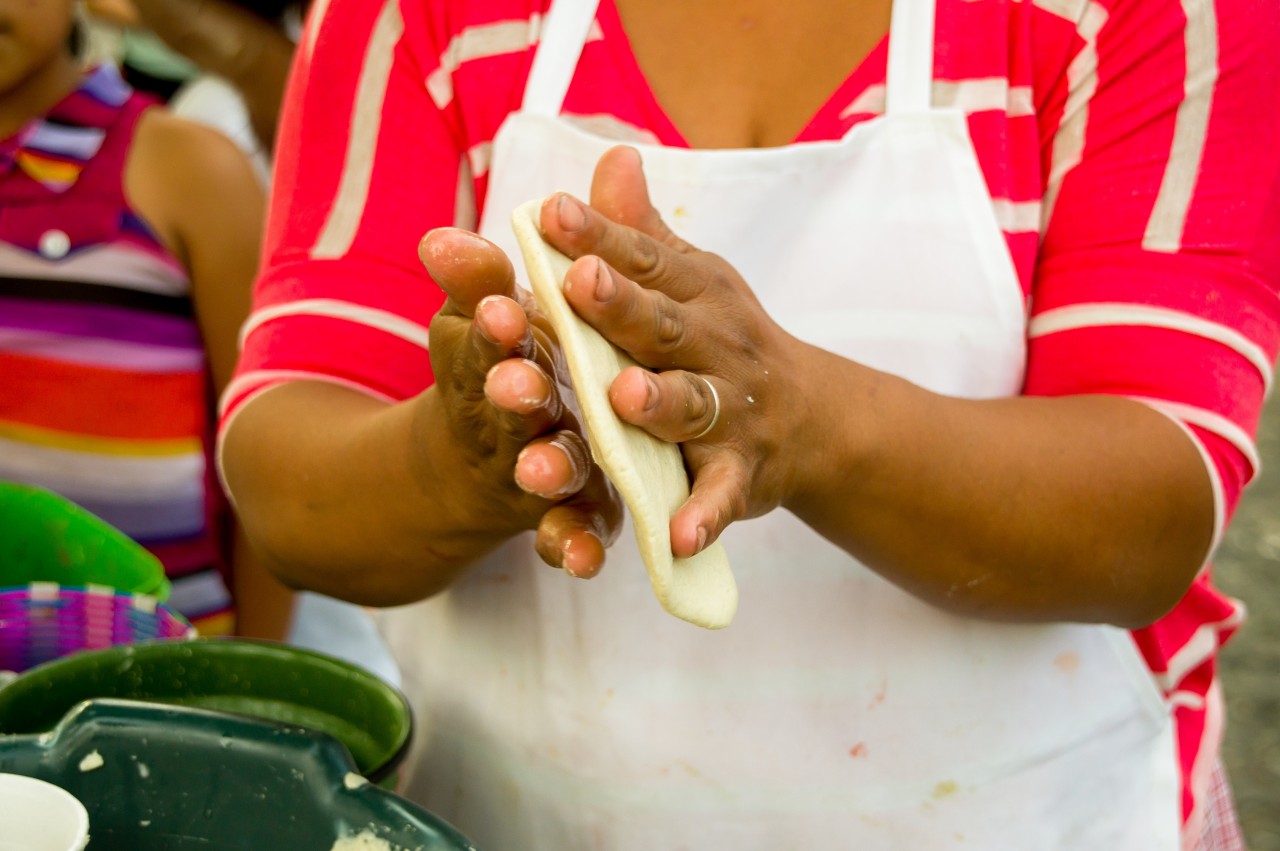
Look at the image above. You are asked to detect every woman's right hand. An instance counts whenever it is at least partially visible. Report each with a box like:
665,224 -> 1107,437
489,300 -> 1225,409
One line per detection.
418,228 -> 623,579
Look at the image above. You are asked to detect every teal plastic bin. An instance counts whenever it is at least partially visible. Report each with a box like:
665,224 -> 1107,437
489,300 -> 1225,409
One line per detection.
0,699 -> 476,850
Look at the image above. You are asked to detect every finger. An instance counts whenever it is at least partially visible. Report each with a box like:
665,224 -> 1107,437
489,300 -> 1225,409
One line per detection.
514,429 -> 592,499
483,358 -> 563,441
425,294 -> 534,416
536,508 -> 607,578
609,367 -> 722,444
534,463 -> 625,577
419,228 -> 517,317
538,194 -> 708,303
561,257 -> 693,370
473,294 -> 537,361
588,146 -> 694,252
436,292 -> 554,413
669,457 -> 750,558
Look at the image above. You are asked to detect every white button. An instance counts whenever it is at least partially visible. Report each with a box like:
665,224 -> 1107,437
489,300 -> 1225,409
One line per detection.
38,229 -> 71,259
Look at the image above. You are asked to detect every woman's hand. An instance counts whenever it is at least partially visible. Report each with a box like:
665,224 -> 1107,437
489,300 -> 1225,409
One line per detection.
533,146 -> 808,559
419,229 -> 623,578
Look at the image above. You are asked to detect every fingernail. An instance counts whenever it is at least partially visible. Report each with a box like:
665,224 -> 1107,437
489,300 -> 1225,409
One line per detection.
514,446 -> 538,494
594,259 -> 616,302
547,432 -> 587,496
557,195 -> 586,233
562,535 -> 596,578
695,525 -> 708,553
518,359 -> 549,407
474,296 -> 501,342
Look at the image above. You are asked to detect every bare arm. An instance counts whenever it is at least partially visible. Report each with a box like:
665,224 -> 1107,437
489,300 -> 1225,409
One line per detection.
781,361 -> 1213,628
219,231 -> 622,606
126,0 -> 293,149
126,110 -> 296,638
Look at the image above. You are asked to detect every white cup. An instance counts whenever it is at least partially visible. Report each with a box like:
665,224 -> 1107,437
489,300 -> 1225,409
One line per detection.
0,774 -> 90,851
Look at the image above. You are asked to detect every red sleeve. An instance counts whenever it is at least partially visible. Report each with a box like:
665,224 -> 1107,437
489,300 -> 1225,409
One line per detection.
1025,0 -> 1280,537
221,0 -> 465,425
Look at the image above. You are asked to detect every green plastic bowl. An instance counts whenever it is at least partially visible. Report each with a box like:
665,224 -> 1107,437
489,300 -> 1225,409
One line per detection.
0,699 -> 476,850
0,639 -> 412,785
0,483 -> 170,600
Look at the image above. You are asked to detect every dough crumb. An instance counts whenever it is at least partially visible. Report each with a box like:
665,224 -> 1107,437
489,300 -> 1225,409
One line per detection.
330,830 -> 397,850
342,772 -> 369,790
78,750 -> 104,772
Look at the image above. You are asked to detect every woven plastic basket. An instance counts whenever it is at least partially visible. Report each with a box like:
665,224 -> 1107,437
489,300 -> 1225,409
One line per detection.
0,583 -> 194,674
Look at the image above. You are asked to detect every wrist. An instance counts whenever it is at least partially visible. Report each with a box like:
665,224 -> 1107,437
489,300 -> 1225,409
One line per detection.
780,344 -> 888,519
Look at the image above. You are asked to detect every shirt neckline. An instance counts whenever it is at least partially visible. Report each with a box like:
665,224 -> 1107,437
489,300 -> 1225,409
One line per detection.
592,0 -> 892,149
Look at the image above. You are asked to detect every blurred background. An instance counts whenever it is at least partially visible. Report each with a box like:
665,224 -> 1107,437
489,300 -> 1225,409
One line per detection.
1217,390 -> 1280,849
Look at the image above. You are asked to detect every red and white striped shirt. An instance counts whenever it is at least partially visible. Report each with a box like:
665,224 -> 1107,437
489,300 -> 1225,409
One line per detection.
223,0 -> 1280,844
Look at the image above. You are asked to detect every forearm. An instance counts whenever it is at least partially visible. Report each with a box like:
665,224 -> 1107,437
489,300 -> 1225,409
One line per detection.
229,525 -> 296,641
784,344 -> 1214,629
220,380 -> 528,606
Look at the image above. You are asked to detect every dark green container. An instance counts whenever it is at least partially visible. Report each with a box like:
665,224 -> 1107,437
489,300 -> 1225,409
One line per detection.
0,483 -> 170,600
0,639 -> 412,786
0,699 -> 476,850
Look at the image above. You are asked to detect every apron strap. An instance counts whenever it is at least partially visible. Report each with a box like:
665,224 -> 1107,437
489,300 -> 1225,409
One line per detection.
885,0 -> 938,114
523,0 -> 937,117
522,0 -> 603,116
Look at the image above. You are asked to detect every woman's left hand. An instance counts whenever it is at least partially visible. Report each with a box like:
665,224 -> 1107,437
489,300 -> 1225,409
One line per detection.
535,146 -> 809,559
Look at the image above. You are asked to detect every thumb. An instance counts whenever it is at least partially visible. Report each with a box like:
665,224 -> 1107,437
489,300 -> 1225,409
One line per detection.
589,146 -> 695,253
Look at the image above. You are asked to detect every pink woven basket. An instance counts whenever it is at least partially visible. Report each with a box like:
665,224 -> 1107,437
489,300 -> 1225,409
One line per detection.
0,583 -> 195,674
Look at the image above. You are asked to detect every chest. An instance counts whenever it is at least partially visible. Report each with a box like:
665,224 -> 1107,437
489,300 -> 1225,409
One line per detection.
611,0 -> 892,148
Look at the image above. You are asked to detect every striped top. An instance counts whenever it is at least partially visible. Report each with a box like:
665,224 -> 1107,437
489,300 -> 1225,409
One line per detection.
223,0 -> 1280,843
0,65 -> 234,636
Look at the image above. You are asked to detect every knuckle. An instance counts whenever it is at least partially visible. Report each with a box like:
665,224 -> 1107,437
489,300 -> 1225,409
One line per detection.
643,298 -> 687,363
628,231 -> 664,280
652,300 -> 684,349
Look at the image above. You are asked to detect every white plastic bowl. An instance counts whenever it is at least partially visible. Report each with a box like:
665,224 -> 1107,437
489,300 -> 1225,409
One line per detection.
0,773 -> 89,851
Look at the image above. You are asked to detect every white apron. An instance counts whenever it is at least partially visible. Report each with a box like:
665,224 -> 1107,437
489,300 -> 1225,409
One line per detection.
381,0 -> 1181,846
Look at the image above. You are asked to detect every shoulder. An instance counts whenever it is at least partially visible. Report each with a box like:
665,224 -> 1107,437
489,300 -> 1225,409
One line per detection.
131,106 -> 258,190
124,106 -> 265,257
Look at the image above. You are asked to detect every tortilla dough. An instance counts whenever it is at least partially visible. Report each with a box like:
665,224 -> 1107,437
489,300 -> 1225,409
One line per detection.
510,199 -> 737,629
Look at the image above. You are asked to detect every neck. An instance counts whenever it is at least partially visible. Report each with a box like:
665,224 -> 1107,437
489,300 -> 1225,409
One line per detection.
0,54 -> 85,139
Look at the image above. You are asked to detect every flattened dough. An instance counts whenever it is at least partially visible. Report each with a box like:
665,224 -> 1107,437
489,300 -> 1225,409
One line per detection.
511,199 -> 737,629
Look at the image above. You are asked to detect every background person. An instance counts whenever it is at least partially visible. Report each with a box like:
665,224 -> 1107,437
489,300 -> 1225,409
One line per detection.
82,0 -> 399,683
0,0 -> 294,639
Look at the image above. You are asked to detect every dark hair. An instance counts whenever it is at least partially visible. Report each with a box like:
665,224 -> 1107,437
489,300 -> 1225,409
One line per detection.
222,0 -> 297,24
